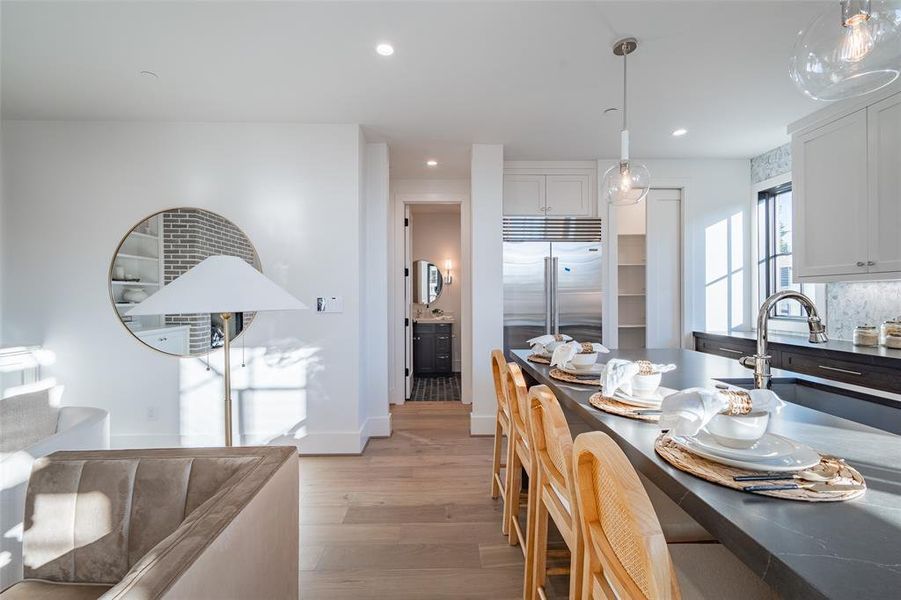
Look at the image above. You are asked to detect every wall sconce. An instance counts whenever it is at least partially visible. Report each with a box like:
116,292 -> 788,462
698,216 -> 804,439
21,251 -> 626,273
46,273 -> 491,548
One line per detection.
444,259 -> 453,285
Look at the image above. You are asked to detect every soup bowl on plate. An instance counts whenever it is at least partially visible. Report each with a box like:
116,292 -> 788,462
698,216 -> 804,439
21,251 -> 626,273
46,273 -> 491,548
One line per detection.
705,411 -> 770,449
630,372 -> 662,398
569,352 -> 599,370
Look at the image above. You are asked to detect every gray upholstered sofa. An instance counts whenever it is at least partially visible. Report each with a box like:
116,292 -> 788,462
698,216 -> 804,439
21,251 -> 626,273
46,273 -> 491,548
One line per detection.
0,446 -> 298,600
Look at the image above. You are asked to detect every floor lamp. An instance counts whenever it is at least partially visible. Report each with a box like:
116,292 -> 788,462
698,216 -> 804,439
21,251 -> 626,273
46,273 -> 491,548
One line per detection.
127,255 -> 307,446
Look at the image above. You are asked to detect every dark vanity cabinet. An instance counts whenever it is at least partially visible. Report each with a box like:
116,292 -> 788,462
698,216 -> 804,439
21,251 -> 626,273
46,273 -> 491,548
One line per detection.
413,322 -> 453,375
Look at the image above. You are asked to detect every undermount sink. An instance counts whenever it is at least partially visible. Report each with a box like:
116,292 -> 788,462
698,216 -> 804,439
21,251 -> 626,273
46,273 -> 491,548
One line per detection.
715,377 -> 900,435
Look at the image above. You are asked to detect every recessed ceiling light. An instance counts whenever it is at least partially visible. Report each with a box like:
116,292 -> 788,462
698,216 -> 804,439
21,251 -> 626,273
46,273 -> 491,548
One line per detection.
426,159 -> 438,167
376,43 -> 394,56
672,128 -> 688,137
139,70 -> 159,79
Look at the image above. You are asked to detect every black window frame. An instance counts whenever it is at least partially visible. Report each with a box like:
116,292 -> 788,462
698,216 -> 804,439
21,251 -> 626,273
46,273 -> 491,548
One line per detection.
757,182 -> 803,321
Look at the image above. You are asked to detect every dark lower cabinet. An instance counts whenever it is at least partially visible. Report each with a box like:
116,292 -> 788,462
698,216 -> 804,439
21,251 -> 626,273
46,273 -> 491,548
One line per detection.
414,322 -> 453,375
694,332 -> 901,394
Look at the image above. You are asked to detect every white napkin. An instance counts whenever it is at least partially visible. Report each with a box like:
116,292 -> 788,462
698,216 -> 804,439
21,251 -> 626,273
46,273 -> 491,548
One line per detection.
602,359 -> 677,396
659,387 -> 785,437
550,341 -> 610,368
527,334 -> 572,356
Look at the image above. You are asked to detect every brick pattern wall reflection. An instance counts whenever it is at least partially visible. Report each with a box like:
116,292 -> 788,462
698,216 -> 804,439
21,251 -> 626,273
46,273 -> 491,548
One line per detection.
162,209 -> 258,354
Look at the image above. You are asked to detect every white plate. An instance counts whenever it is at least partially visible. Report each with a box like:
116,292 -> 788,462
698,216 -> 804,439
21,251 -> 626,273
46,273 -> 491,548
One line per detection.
671,433 -> 821,472
558,363 -> 606,376
612,386 -> 677,408
691,429 -> 790,460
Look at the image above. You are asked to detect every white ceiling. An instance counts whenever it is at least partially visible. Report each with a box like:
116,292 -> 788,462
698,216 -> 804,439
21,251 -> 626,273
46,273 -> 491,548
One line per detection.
1,1 -> 828,178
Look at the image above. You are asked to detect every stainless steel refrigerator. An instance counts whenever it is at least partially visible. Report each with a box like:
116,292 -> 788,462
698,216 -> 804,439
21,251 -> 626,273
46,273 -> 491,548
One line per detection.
503,217 -> 604,352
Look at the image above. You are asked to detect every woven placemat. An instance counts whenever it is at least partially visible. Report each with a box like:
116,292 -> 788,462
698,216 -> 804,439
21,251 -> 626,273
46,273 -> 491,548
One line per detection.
549,368 -> 601,386
588,392 -> 660,423
527,354 -> 550,364
655,435 -> 866,502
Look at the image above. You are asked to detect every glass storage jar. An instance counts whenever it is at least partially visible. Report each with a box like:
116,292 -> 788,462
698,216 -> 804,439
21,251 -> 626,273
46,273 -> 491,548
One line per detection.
853,325 -> 879,347
880,318 -> 901,347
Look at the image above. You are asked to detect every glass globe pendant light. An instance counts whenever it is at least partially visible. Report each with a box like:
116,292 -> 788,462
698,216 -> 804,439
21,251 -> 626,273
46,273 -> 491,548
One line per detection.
602,38 -> 651,206
790,0 -> 901,101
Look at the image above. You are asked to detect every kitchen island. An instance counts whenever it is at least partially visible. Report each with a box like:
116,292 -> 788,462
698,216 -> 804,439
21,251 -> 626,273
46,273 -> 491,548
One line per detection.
511,348 -> 901,600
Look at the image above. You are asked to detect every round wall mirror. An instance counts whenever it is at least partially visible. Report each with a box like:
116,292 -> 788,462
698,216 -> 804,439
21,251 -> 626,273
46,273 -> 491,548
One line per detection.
412,259 -> 444,304
109,208 -> 261,357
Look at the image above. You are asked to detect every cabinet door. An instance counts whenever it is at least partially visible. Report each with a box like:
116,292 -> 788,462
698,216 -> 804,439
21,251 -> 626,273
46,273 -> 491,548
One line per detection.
793,109 -> 869,279
413,331 -> 436,374
545,175 -> 592,216
868,93 -> 901,274
503,175 -> 546,215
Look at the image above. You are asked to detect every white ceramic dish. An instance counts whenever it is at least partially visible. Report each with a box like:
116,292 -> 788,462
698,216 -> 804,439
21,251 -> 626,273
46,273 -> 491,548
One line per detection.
671,432 -> 821,472
705,411 -> 770,449
612,386 -> 677,408
560,363 -> 606,376
570,352 -> 599,368
631,372 -> 662,398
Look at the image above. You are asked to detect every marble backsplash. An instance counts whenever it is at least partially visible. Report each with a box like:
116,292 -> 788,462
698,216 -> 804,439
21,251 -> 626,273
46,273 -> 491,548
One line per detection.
826,281 -> 901,340
751,143 -> 791,184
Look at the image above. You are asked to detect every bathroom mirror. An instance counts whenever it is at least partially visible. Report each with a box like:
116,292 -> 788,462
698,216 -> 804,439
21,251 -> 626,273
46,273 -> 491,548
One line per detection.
412,259 -> 443,304
109,208 -> 261,357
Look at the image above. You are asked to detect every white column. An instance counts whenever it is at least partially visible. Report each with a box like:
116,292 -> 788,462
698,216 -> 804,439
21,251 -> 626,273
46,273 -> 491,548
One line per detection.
361,142 -> 391,441
469,144 -> 504,435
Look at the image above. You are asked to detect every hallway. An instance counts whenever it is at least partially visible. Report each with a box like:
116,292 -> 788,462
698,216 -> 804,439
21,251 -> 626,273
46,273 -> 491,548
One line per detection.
299,402 -> 524,599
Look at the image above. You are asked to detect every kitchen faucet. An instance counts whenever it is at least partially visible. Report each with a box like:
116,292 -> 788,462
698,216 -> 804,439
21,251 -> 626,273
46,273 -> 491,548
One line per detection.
740,290 -> 828,389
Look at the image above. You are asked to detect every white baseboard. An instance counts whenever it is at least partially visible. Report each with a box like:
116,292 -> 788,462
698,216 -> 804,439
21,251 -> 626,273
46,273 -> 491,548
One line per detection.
470,413 -> 497,436
363,414 -> 392,439
297,429 -> 366,455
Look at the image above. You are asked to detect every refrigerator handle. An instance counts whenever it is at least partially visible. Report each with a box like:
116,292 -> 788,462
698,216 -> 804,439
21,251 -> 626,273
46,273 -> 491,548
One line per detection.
543,256 -> 552,335
552,257 -> 559,335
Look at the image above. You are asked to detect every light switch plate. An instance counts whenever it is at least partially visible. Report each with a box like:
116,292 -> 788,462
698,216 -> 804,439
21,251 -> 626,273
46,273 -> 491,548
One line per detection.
316,296 -> 343,313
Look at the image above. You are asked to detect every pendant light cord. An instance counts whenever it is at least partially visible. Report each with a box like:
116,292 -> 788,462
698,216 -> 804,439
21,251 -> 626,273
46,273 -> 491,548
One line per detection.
622,41 -> 628,133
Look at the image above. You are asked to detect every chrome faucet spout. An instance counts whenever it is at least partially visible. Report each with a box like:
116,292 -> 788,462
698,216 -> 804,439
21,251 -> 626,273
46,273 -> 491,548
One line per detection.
743,291 -> 827,389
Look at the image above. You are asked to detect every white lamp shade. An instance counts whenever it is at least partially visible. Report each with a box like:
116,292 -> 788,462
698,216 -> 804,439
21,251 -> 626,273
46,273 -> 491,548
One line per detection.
126,255 -> 308,316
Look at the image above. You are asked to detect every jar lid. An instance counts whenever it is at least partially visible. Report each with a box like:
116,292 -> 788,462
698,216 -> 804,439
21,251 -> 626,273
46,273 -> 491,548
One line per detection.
884,317 -> 901,324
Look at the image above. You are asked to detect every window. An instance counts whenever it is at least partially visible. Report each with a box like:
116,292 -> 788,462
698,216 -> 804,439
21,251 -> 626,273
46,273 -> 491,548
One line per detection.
757,183 -> 816,319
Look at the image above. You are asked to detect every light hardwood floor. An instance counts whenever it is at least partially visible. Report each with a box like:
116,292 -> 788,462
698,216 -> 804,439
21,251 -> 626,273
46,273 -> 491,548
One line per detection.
299,401 -> 526,599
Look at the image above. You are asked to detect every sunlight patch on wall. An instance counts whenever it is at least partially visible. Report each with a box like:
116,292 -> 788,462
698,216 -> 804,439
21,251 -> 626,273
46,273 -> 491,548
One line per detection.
704,212 -> 745,331
179,340 -> 318,446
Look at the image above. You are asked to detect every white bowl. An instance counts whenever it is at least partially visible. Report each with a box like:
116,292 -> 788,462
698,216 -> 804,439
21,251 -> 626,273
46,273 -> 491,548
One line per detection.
631,372 -> 662,398
569,352 -> 598,369
705,412 -> 770,449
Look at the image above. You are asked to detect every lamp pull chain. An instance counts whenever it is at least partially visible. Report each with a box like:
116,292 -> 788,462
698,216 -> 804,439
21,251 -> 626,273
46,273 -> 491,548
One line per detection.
205,346 -> 210,372
241,325 -> 246,368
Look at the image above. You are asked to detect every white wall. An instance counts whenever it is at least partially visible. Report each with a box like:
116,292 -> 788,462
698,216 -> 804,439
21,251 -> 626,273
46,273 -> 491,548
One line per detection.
469,144 -> 504,435
600,158 -> 752,344
2,121 -> 377,453
361,142 -> 391,438
410,209 -> 462,370
389,179 -> 470,404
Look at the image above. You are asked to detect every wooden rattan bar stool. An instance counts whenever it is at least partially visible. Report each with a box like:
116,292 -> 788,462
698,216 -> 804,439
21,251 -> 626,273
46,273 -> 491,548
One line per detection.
490,349 -> 512,536
503,363 -> 536,594
526,385 -> 583,600
571,431 -> 776,600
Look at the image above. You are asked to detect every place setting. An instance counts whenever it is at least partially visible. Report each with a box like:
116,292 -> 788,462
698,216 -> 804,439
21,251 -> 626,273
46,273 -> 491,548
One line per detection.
587,359 -> 678,422
525,334 -> 572,365
654,388 -> 866,501
540,339 -> 610,386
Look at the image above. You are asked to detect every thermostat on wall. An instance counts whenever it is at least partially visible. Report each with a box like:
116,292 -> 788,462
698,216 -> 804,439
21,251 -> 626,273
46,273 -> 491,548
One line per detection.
316,296 -> 343,313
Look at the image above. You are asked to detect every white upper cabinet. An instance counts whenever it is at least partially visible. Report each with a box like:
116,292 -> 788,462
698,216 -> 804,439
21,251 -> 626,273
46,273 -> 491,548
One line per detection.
503,175 -> 546,215
545,175 -> 591,216
503,163 -> 596,217
793,109 -> 869,278
790,87 -> 901,282
867,93 -> 901,274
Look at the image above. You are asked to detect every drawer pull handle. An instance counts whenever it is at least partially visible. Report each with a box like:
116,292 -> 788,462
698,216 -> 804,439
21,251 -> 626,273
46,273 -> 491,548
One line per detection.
818,365 -> 862,376
158,337 -> 167,342
856,261 -> 866,267
718,347 -> 743,355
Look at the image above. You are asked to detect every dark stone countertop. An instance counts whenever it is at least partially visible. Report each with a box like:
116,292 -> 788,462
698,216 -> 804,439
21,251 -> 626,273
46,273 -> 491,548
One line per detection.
695,329 -> 901,365
511,348 -> 901,600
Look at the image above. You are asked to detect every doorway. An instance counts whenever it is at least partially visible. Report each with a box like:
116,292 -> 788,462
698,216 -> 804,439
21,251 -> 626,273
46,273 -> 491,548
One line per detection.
405,204 -> 463,401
